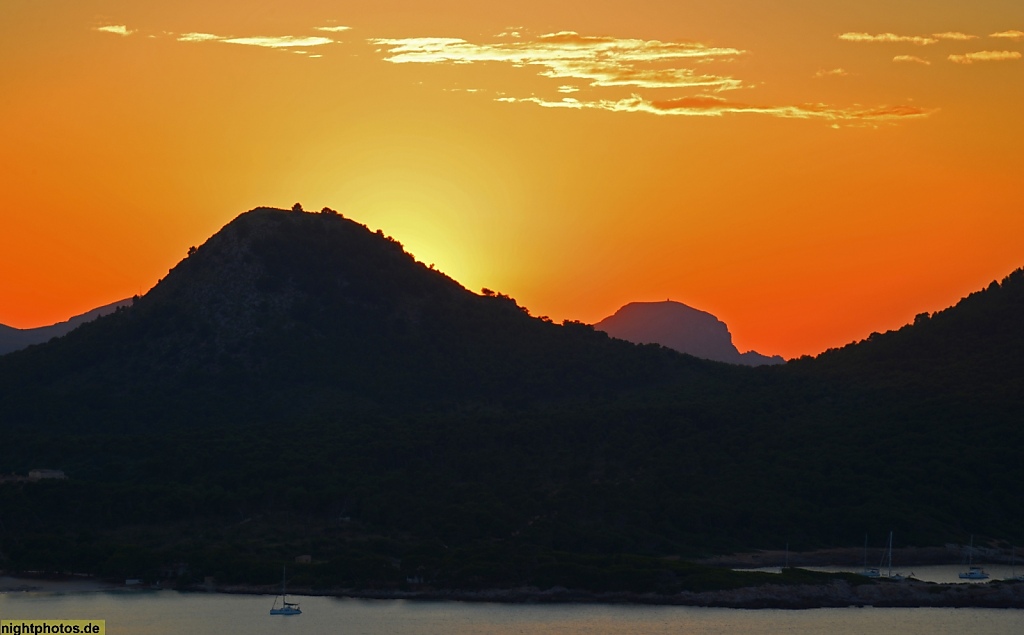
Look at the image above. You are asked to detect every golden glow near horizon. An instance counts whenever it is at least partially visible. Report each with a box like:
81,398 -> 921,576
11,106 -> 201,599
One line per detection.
2,0 -> 1023,359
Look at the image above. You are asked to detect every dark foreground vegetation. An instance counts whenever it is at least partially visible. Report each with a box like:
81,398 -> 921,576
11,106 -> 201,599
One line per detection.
1,207 -> 1022,592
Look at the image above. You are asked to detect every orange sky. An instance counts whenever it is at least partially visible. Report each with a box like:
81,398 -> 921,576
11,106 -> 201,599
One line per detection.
2,1 -> 1022,358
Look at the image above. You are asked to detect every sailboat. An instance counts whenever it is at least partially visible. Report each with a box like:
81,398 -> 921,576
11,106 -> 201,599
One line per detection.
880,530 -> 905,580
860,533 -> 880,578
269,566 -> 302,615
958,535 -> 989,580
1011,547 -> 1024,582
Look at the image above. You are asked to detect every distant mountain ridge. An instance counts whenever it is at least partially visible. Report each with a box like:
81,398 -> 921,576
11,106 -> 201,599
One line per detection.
594,300 -> 784,366
1,205 -> 1022,586
0,299 -> 132,356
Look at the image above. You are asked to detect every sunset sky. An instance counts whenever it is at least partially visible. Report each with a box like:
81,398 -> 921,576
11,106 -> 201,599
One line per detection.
3,0 -> 1022,358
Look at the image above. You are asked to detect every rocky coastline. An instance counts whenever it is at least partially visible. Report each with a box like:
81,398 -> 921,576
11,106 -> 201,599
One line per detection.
696,544 -> 982,569
5,575 -> 1023,610
8,545 -> 1024,610
205,577 -> 1024,610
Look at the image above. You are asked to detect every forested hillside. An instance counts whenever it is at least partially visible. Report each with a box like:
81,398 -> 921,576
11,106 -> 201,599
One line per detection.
0,207 -> 1021,590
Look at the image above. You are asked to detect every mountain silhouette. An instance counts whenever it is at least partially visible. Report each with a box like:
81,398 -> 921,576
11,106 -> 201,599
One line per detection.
0,299 -> 132,356
594,301 -> 784,366
793,269 -> 1024,394
0,207 -> 698,431
1,205 -> 1022,585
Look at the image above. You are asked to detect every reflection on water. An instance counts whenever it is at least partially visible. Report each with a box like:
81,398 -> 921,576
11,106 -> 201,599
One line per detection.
1,590 -> 1023,635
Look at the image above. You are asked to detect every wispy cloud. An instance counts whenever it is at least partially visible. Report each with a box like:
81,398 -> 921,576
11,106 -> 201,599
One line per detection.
95,23 -> 936,126
893,55 -> 931,65
373,30 -> 935,125
178,32 -> 221,43
814,68 -> 848,78
932,32 -> 978,41
495,29 -> 523,39
838,32 -> 938,46
498,94 -> 934,124
223,35 -> 333,48
948,50 -> 1022,64
371,31 -> 747,91
95,24 -> 134,36
990,30 -> 1024,41
177,32 -> 334,49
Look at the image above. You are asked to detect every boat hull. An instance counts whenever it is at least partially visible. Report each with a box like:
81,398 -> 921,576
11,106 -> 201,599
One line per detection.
959,565 -> 989,580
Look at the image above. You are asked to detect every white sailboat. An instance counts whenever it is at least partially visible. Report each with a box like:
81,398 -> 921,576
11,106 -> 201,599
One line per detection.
269,566 -> 302,615
1011,547 -> 1024,582
958,535 -> 989,580
860,534 -> 880,578
880,530 -> 905,580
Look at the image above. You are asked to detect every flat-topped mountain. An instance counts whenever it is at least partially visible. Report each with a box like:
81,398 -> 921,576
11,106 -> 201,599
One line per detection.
594,300 -> 784,366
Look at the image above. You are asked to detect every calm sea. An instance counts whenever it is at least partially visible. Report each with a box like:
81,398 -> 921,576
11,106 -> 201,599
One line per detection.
1,590 -> 1023,635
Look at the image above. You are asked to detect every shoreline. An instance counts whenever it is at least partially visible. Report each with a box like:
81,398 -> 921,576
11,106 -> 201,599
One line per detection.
6,563 -> 1024,610
201,577 -> 1024,610
0,575 -> 120,594
696,545 -> 995,569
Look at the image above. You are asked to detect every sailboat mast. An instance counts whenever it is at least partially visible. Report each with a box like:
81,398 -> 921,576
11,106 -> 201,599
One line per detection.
887,531 -> 893,578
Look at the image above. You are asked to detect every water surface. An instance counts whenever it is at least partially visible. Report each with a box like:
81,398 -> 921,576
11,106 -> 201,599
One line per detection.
2,590 -> 1023,634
